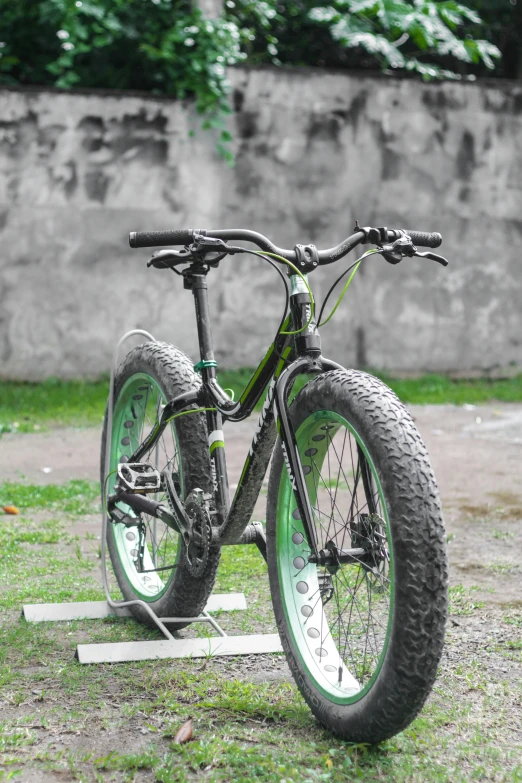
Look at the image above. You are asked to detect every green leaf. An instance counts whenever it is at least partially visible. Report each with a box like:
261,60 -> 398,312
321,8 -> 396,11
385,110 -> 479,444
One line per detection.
476,39 -> 502,69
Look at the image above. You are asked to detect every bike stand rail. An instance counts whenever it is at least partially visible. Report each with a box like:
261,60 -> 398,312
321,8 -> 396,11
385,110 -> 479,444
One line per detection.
22,592 -> 283,664
23,592 -> 246,623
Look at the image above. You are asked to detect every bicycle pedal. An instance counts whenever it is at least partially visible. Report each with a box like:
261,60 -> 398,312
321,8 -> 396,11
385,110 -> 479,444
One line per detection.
117,462 -> 161,492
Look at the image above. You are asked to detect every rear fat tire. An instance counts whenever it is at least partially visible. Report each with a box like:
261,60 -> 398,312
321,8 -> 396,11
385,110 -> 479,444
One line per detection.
100,341 -> 220,630
266,369 -> 448,743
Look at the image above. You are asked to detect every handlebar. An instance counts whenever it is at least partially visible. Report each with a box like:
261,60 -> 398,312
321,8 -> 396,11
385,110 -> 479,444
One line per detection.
129,226 -> 443,266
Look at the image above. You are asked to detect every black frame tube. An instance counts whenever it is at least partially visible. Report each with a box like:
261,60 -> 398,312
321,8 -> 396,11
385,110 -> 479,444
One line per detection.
191,274 -> 230,521
122,264 -> 345,551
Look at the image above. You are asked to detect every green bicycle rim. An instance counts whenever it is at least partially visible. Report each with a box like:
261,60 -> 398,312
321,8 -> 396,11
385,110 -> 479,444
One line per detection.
276,410 -> 394,704
109,373 -> 182,601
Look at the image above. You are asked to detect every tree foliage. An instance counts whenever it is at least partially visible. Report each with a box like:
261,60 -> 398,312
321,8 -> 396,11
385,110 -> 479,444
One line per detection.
228,0 -> 503,80
309,0 -> 500,79
0,1 -> 245,112
470,0 -> 522,80
0,0 -> 511,151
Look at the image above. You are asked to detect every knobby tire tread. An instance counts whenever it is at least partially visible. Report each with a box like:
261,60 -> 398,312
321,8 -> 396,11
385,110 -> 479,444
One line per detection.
266,369 -> 448,743
100,341 -> 220,630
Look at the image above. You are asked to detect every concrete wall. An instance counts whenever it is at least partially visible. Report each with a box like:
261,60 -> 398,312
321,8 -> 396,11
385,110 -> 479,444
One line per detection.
1,68 -> 522,380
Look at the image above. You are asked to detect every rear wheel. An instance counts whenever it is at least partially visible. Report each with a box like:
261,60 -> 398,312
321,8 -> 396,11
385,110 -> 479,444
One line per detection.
100,341 -> 220,629
266,369 -> 447,743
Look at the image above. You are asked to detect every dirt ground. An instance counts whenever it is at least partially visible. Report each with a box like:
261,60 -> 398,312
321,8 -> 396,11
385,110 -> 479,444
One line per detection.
2,402 -> 522,604
1,404 -> 521,781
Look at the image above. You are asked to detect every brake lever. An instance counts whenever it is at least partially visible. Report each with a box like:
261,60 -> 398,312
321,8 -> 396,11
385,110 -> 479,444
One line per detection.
378,237 -> 449,267
414,250 -> 449,267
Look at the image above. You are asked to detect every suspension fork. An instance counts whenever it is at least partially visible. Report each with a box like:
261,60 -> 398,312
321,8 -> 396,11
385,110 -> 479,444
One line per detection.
274,355 -> 342,558
358,444 -> 378,515
274,265 -> 347,557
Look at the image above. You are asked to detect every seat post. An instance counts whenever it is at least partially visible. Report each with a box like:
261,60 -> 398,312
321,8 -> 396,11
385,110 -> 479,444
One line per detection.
191,273 -> 216,378
190,271 -> 230,520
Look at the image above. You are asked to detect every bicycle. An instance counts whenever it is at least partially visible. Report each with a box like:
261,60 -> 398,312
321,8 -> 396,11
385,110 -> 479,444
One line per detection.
101,223 -> 449,743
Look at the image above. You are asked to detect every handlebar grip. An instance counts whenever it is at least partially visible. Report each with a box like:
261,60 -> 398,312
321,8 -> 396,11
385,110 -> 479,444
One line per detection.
404,231 -> 442,249
129,229 -> 194,249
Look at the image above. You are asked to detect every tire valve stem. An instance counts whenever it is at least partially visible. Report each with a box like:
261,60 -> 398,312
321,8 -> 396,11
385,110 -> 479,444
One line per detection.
338,667 -> 343,684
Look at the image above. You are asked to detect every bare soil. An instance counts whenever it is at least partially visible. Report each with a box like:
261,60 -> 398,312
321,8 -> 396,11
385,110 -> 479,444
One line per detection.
2,403 -> 522,604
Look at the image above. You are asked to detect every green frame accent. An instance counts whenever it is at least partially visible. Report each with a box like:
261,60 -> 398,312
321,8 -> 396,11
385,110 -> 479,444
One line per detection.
194,359 -> 217,373
276,409 -> 394,704
209,440 -> 225,454
239,345 -> 274,404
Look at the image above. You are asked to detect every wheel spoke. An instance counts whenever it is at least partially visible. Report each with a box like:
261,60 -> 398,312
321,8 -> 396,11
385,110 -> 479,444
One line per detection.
111,376 -> 182,597
283,411 -> 392,697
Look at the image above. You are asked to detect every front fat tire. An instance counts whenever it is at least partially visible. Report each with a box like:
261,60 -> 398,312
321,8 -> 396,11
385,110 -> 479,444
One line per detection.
266,369 -> 448,743
100,341 -> 220,630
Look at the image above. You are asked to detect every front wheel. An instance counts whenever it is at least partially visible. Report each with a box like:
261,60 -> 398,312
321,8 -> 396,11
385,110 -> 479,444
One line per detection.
266,369 -> 448,743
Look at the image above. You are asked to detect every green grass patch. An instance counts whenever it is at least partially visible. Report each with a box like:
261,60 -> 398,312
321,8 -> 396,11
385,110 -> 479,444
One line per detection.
0,480 -> 99,514
448,584 -> 486,616
3,371 -> 522,434
0,377 -> 109,432
376,372 -> 522,405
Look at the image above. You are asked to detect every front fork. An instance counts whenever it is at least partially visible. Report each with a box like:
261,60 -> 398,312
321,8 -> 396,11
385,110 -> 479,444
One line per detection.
273,354 -> 344,559
272,272 -> 346,559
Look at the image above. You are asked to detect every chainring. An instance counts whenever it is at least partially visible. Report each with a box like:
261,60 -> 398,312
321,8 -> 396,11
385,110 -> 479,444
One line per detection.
183,490 -> 211,578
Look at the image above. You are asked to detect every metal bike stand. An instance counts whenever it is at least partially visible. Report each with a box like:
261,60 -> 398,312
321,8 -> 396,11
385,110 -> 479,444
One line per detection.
22,330 -> 282,664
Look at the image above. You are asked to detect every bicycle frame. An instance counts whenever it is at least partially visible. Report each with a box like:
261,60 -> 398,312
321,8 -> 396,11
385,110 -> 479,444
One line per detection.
120,265 -> 344,559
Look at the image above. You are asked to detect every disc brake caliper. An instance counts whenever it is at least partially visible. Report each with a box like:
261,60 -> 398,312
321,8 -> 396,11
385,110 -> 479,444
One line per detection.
352,513 -> 387,572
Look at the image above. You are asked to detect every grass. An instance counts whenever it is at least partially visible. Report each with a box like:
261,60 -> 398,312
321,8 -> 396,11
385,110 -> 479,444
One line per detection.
447,584 -> 486,616
3,370 -> 522,433
375,372 -> 522,406
0,377 -> 109,433
0,482 -> 521,781
0,481 -> 100,515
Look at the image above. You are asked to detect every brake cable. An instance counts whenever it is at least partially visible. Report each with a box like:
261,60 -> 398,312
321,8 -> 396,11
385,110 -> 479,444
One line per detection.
225,246 -> 315,336
256,255 -> 291,362
317,248 -> 380,327
251,250 -> 315,336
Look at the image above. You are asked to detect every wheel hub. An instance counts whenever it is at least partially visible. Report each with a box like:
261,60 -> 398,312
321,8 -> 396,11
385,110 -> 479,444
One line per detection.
351,513 -> 388,572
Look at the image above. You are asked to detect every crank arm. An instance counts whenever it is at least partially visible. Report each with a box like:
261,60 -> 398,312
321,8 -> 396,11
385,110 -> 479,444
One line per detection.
109,491 -> 187,541
163,471 -> 193,545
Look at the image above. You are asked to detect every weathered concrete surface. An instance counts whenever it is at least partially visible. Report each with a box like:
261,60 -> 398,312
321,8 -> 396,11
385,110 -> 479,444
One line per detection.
1,69 -> 522,379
